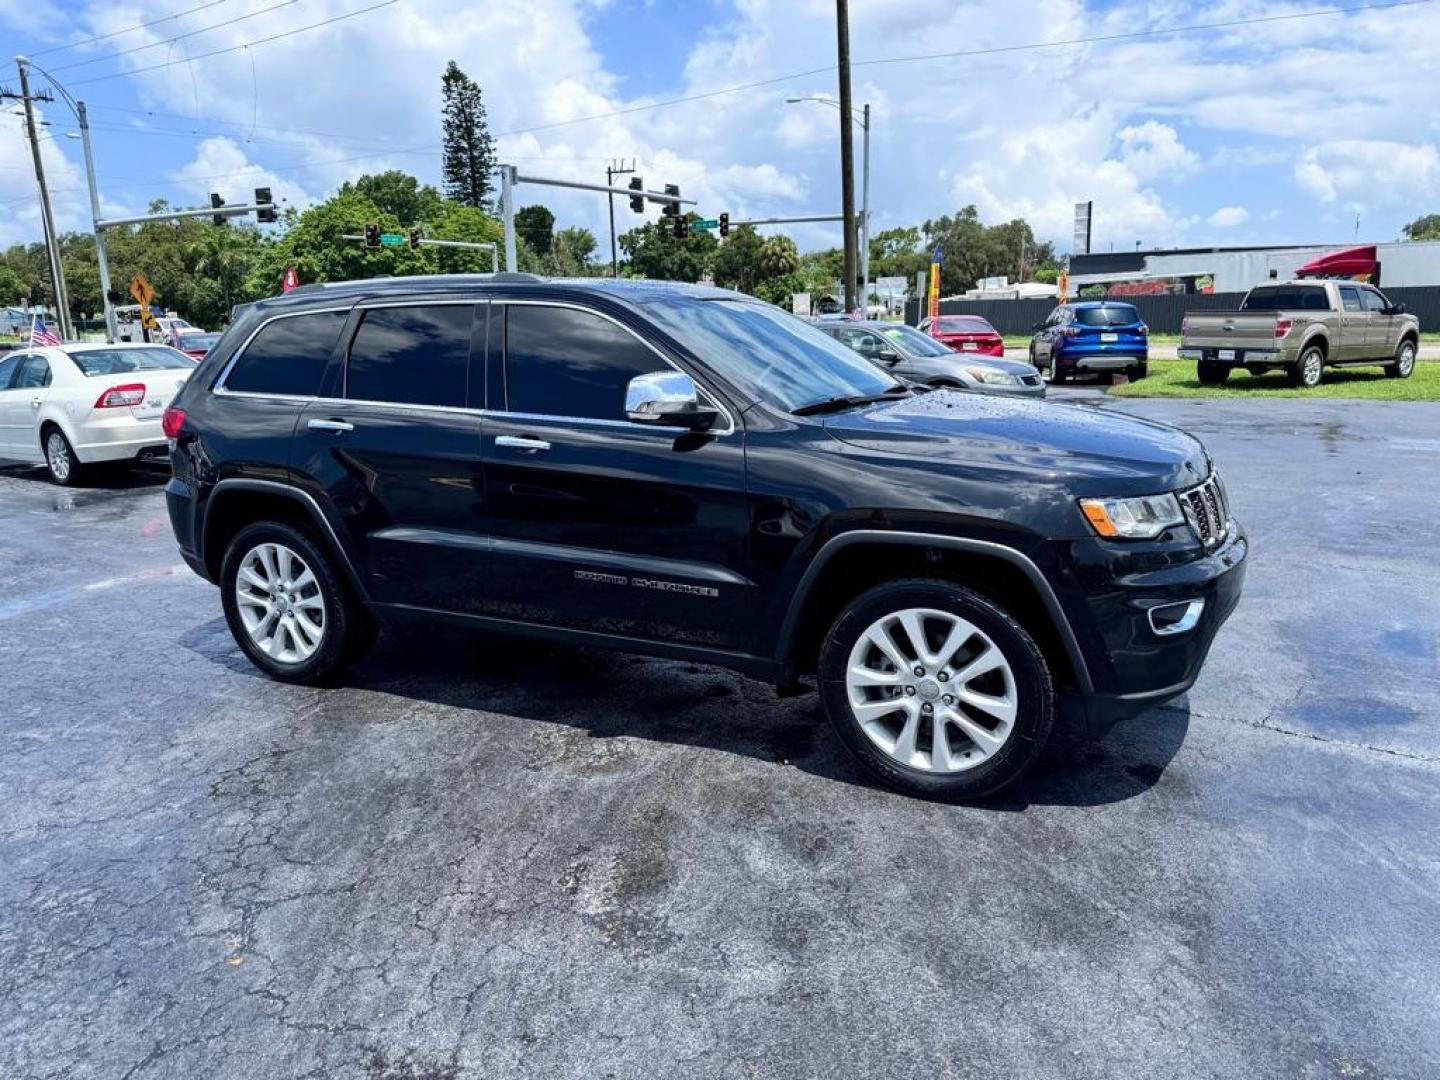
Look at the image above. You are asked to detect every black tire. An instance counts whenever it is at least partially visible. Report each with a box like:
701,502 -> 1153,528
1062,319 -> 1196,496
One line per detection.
1048,365 -> 1067,385
818,578 -> 1055,802
220,520 -> 373,684
1196,360 -> 1230,386
1288,345 -> 1324,388
1386,339 -> 1417,379
41,425 -> 86,486
1131,362 -> 1148,380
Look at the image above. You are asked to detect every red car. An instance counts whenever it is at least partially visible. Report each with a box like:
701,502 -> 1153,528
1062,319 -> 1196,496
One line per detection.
172,330 -> 222,362
920,315 -> 1006,357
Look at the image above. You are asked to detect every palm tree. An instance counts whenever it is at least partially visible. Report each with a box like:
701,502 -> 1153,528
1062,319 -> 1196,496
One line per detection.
760,235 -> 799,278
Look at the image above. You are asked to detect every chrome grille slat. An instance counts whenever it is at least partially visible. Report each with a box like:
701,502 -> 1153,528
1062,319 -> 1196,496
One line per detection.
1180,472 -> 1229,548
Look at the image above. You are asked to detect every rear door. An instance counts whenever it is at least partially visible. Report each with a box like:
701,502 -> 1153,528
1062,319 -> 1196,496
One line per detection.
1337,286 -> 1366,361
480,300 -> 752,649
290,300 -> 489,612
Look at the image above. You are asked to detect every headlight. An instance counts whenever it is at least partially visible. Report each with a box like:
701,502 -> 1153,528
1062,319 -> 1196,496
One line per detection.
964,367 -> 1020,386
1079,493 -> 1185,539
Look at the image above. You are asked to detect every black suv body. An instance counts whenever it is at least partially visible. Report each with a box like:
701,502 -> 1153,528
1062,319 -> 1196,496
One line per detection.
165,275 -> 1246,799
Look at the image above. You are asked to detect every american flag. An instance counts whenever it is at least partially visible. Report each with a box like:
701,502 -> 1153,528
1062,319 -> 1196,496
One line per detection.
31,318 -> 60,347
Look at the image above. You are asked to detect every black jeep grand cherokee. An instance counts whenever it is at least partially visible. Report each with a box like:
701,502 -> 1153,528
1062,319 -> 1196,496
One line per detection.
163,274 -> 1245,800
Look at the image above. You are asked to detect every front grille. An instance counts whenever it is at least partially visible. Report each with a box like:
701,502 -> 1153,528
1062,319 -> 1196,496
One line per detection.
1021,374 -> 1041,386
1180,472 -> 1230,548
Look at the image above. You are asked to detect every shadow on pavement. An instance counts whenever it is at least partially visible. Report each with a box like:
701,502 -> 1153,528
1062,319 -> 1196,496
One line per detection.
0,461 -> 170,489
182,618 -> 1189,810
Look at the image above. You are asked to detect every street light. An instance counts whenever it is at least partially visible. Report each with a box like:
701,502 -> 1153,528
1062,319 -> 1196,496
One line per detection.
787,95 -> 871,310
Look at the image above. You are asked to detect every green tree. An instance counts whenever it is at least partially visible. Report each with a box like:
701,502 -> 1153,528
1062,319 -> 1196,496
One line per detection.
342,171 -> 445,226
1402,213 -> 1440,241
441,60 -> 495,210
922,206 -> 1058,294
618,217 -> 718,282
428,202 -> 506,272
867,226 -> 928,288
760,235 -> 800,278
515,205 -> 556,256
0,262 -> 27,306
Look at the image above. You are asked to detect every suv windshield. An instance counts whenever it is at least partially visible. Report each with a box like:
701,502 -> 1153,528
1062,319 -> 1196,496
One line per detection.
1241,286 -> 1330,311
881,324 -> 953,357
66,347 -> 192,376
646,299 -> 901,412
1074,305 -> 1139,327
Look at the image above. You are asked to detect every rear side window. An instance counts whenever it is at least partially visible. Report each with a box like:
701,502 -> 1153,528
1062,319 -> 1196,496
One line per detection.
503,305 -> 668,421
224,311 -> 347,397
1339,286 -> 1362,313
1242,286 -> 1330,311
346,305 -> 475,408
1075,305 -> 1138,327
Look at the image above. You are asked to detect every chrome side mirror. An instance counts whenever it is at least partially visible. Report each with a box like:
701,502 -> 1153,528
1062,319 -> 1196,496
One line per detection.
625,370 -> 719,430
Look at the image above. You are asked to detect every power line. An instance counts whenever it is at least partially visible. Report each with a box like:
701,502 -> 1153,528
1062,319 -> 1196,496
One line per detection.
65,0 -> 400,87
48,0 -> 306,73
27,0 -> 231,57
493,0 -> 1434,139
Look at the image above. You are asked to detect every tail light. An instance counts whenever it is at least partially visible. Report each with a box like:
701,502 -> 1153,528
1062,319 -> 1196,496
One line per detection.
1138,323 -> 1149,336
162,406 -> 187,439
1275,317 -> 1293,339
95,383 -> 146,408
1062,326 -> 1081,337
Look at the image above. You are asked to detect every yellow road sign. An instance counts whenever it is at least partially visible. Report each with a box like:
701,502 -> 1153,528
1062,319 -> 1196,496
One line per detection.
129,274 -> 154,307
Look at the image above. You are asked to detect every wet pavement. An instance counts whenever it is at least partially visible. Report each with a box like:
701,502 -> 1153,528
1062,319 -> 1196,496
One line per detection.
1,398 -> 1438,1080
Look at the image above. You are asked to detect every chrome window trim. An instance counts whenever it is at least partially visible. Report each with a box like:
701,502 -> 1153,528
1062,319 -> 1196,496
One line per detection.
494,298 -> 737,437
213,304 -> 355,395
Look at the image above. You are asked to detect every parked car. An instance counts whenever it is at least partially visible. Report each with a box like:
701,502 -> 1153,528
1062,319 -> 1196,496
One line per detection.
155,316 -> 197,346
1029,302 -> 1149,382
918,315 -> 1006,357
819,320 -> 1045,397
164,274 -> 1245,801
0,343 -> 193,484
1178,280 -> 1420,388
173,330 -> 224,361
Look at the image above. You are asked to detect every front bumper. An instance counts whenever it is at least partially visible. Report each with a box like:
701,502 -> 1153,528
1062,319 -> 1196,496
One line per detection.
1067,525 -> 1248,736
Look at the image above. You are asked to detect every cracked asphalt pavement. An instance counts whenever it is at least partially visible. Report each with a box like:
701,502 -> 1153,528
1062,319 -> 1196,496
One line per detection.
2,398 -> 1438,1079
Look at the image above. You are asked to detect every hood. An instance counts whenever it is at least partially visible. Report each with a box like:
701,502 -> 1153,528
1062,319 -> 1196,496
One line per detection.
823,390 -> 1210,492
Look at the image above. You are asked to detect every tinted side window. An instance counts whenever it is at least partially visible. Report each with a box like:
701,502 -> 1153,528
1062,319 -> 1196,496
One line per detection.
1339,286 -> 1362,313
346,305 -> 474,408
1361,289 -> 1387,312
14,357 -> 51,389
224,311 -> 347,397
0,355 -> 25,390
504,305 -> 668,421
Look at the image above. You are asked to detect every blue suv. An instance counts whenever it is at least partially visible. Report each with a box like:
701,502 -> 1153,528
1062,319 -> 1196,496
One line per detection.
1029,302 -> 1149,383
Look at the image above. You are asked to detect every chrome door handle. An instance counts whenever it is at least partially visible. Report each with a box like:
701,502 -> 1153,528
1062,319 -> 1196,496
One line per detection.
496,435 -> 551,453
30,399 -> 42,408
307,418 -> 354,434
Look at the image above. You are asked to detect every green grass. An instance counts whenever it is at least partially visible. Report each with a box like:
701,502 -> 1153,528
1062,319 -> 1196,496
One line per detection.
1109,359 -> 1440,400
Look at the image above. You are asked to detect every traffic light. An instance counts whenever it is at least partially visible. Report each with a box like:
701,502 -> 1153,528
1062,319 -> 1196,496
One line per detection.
628,177 -> 644,213
409,228 -> 422,249
210,193 -> 225,226
254,187 -> 276,224
719,212 -> 730,238
672,215 -> 689,240
661,184 -> 680,218
364,223 -> 380,249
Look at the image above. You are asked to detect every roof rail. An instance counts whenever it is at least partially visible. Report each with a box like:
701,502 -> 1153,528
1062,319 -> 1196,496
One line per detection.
491,272 -> 544,283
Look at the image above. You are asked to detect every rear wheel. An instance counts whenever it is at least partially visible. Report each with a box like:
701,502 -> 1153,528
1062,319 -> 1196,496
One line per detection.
1288,346 -> 1324,388
1386,339 -> 1417,379
819,578 -> 1054,801
220,521 -> 373,684
1131,362 -> 1148,380
42,426 -> 85,486
1196,360 -> 1230,386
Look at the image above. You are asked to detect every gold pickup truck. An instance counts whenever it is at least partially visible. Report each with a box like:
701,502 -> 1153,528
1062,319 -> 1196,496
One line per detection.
1178,280 -> 1420,388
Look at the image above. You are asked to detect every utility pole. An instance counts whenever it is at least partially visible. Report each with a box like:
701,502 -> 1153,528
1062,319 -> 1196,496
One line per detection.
6,57 -> 73,340
835,0 -> 857,314
859,101 -> 870,308
605,159 -> 636,278
75,102 -> 116,342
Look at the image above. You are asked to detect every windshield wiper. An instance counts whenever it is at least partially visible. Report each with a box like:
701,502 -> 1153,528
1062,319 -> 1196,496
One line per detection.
791,386 -> 912,417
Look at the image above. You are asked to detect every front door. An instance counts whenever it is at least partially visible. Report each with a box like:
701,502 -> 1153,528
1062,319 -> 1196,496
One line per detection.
480,301 -> 752,650
289,301 -> 490,612
0,354 -> 50,460
1360,287 -> 1394,356
0,353 -> 31,456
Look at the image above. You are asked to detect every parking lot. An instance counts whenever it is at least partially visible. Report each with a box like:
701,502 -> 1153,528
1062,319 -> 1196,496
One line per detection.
2,396 -> 1439,1079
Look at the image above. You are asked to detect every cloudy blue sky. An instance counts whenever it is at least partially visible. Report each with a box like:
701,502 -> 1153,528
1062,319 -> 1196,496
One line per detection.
2,0 -> 1437,256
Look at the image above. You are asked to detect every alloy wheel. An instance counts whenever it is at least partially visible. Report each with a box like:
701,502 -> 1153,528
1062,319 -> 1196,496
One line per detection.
845,607 -> 1018,773
45,432 -> 71,483
234,542 -> 326,663
1398,343 -> 1416,376
1303,351 -> 1323,386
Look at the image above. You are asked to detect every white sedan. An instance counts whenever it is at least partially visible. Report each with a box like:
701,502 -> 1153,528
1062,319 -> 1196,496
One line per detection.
0,343 -> 195,485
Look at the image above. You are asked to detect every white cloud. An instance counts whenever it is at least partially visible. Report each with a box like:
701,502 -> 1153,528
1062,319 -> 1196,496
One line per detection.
1116,122 -> 1199,183
1294,140 -> 1440,210
1208,206 -> 1249,228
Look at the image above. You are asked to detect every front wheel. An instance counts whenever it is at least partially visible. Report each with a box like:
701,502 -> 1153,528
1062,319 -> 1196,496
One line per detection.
220,521 -> 373,684
1386,340 -> 1416,379
1288,346 -> 1325,388
1196,360 -> 1230,386
818,578 -> 1054,801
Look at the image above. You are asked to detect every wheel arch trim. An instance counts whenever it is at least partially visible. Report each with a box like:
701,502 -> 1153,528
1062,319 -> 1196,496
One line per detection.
774,529 -> 1094,693
204,478 -> 370,600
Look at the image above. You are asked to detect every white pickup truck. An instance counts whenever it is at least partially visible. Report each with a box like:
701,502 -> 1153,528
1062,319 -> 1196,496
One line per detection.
1178,280 -> 1420,388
